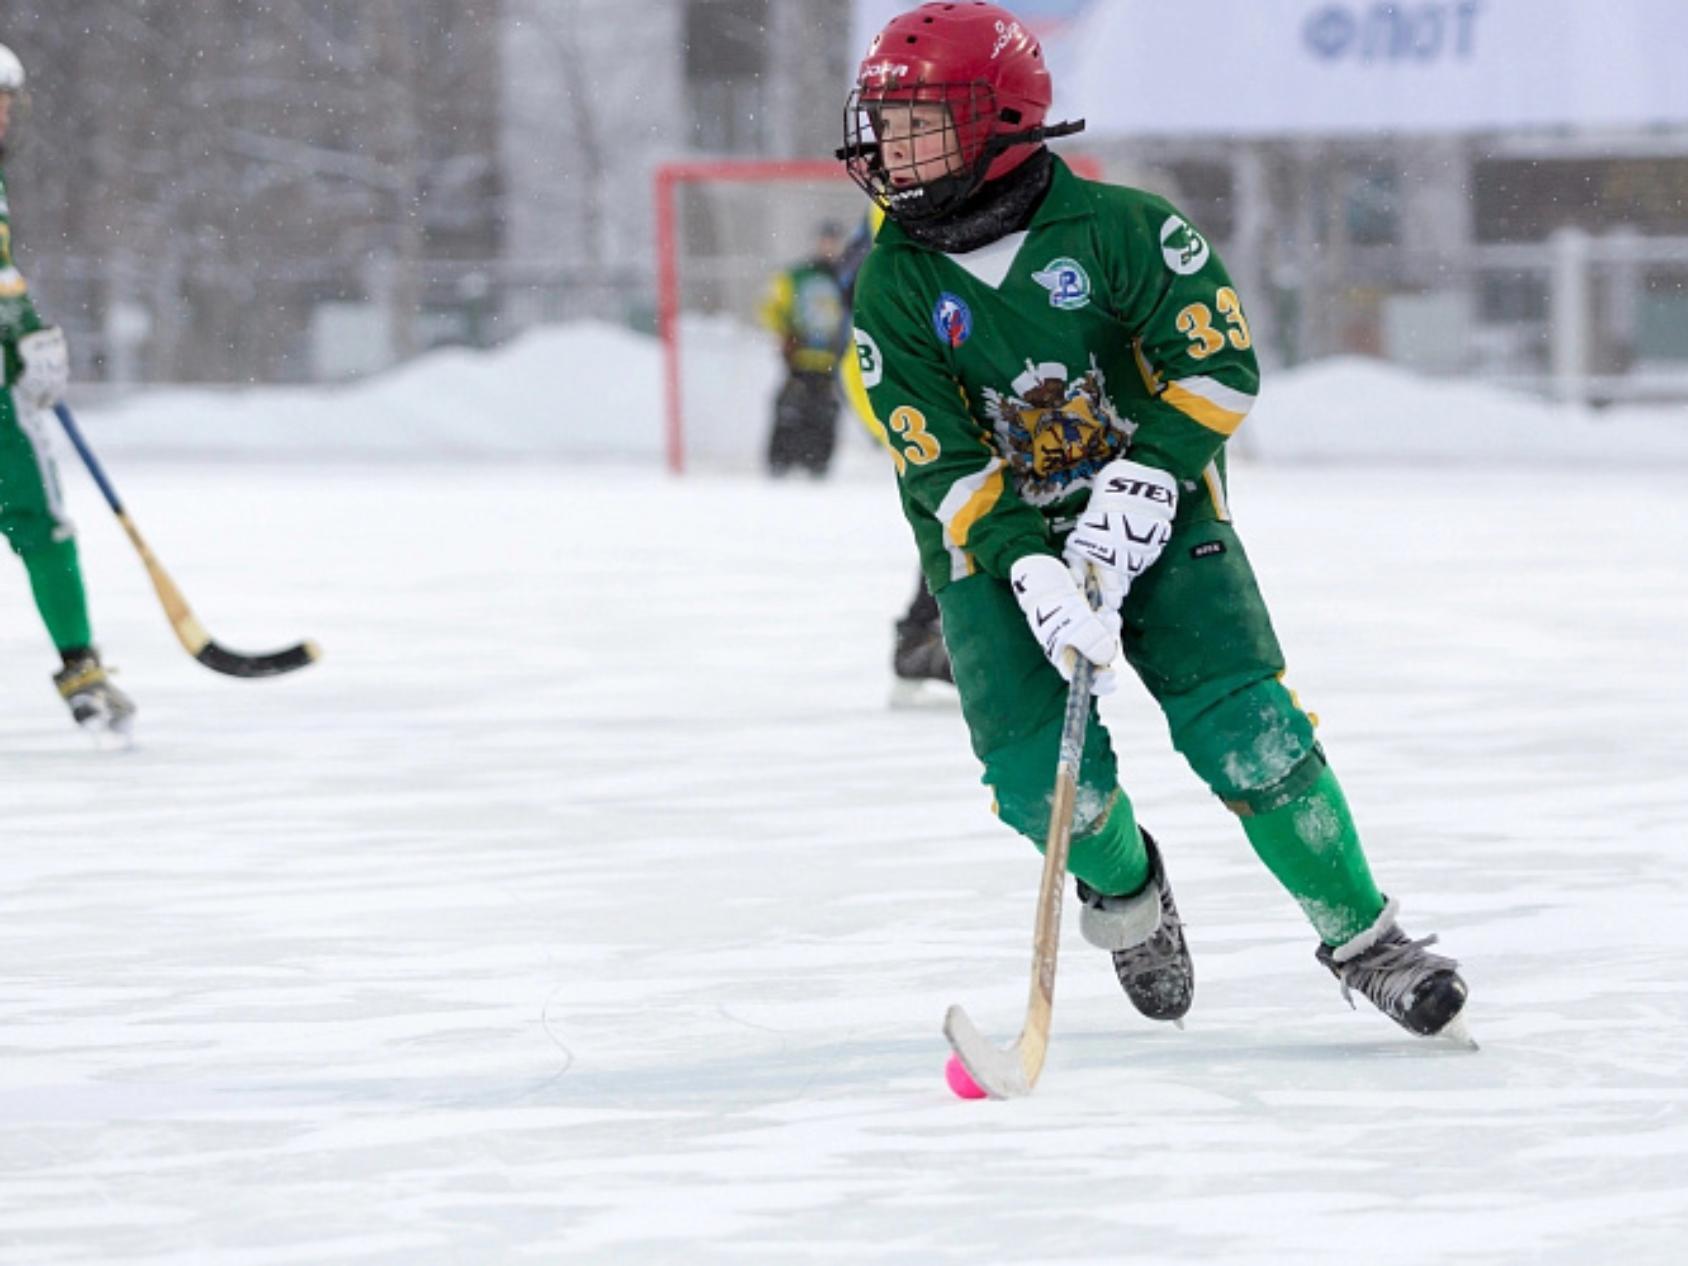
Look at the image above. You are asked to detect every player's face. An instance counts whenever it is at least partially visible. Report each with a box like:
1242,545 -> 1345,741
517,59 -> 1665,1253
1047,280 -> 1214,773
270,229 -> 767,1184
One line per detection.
876,103 -> 962,190
0,93 -> 12,143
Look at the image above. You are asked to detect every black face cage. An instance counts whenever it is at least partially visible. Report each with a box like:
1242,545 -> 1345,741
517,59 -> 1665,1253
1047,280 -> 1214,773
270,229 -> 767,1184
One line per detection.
839,83 -> 1001,225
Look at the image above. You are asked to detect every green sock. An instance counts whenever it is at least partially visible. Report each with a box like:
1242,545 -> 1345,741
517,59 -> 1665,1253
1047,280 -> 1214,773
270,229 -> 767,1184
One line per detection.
1241,765 -> 1385,945
23,538 -> 93,651
1066,793 -> 1151,898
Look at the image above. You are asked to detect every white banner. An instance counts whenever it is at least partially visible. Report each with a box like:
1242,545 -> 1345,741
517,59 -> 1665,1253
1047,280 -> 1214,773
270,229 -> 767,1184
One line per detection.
850,1 -> 1688,136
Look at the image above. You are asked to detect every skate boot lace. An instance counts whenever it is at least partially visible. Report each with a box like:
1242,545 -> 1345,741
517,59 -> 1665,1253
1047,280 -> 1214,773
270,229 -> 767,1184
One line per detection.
1118,890 -> 1184,970
1145,909 -> 1183,964
1334,931 -> 1459,1016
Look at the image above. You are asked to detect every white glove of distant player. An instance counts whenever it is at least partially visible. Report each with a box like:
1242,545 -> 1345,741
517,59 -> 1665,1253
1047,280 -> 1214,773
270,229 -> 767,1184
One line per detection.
1010,554 -> 1121,695
1062,458 -> 1178,612
14,326 -> 70,410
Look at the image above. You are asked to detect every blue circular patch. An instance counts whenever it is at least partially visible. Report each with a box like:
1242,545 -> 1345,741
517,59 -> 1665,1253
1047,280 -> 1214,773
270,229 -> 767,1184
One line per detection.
931,292 -> 973,349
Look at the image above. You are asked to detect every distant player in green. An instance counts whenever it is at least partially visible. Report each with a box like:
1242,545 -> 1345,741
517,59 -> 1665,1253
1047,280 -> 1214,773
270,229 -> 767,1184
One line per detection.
759,221 -> 848,477
841,3 -> 1469,1040
0,42 -> 136,742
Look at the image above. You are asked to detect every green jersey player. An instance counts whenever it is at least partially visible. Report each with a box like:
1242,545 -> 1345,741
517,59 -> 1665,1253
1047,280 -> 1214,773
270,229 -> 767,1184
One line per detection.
841,3 -> 1469,1041
0,42 -> 136,742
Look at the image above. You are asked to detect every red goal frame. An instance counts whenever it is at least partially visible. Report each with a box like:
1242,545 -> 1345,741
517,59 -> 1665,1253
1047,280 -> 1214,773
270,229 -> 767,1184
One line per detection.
653,155 -> 1103,474
654,159 -> 843,474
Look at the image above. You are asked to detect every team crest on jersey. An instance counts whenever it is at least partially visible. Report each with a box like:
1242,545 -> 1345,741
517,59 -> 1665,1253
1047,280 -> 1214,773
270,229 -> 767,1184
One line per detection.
1031,257 -> 1091,311
1160,214 -> 1210,275
931,292 -> 973,348
982,358 -> 1134,506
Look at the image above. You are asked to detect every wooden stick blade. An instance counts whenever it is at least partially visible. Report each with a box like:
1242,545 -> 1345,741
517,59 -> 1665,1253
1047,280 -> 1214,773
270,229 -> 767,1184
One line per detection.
943,1004 -> 1036,1100
936,592 -> 1102,1103
119,511 -> 321,679
195,638 -> 322,679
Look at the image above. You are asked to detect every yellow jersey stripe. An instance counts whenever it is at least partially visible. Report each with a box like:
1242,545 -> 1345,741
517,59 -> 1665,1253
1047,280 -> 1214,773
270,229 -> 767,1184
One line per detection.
937,459 -> 1005,550
1202,462 -> 1231,521
1162,375 -> 1255,436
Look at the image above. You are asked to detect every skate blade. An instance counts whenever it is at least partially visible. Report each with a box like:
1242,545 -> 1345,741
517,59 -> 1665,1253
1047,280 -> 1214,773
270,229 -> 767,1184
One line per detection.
80,717 -> 137,753
889,677 -> 960,710
1432,1012 -> 1479,1051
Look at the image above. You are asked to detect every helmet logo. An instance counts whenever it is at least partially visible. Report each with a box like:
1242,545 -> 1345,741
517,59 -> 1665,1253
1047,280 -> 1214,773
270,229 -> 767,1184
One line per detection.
1159,215 -> 1211,276
990,20 -> 1025,60
1032,258 -> 1092,311
931,293 -> 974,349
861,60 -> 911,84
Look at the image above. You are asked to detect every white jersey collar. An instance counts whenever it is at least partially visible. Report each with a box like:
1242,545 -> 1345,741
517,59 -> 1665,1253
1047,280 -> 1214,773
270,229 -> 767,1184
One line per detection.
942,230 -> 1029,290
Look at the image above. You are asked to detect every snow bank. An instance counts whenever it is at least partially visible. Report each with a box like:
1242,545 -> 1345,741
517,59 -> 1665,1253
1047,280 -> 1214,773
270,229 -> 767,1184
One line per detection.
81,322 -> 669,461
1247,356 -> 1688,465
75,323 -> 1688,467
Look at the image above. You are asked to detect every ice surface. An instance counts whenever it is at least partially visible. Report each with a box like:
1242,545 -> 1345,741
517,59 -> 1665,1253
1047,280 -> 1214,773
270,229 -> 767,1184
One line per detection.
3,418 -> 1688,1261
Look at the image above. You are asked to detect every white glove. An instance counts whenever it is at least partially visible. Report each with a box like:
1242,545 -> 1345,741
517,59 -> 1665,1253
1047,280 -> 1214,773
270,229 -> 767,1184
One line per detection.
1062,458 -> 1178,611
14,326 -> 70,409
1010,554 -> 1121,695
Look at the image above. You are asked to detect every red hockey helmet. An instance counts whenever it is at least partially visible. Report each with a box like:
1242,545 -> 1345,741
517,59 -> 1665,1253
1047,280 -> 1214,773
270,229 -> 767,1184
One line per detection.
839,3 -> 1083,224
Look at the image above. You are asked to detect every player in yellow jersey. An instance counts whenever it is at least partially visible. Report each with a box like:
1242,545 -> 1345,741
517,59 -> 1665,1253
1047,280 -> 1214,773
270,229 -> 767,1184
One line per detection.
759,222 -> 849,476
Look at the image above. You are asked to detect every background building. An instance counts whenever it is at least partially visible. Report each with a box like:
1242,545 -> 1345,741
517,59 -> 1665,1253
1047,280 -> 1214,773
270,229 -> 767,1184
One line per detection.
5,0 -> 504,384
3,0 -> 1685,405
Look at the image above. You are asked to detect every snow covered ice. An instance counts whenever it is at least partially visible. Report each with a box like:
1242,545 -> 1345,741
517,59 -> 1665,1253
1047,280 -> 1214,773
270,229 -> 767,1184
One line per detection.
3,346 -> 1688,1263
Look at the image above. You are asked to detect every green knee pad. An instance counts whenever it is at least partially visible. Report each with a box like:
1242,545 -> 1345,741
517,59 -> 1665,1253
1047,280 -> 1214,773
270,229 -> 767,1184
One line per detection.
0,499 -> 66,558
1,400 -> 73,559
1068,793 -> 1150,897
936,572 -> 1147,895
1172,676 -> 1384,943
1170,675 -> 1324,816
984,712 -> 1148,896
3,400 -> 92,649
1240,765 -> 1385,945
21,537 -> 93,651
984,697 -> 1118,838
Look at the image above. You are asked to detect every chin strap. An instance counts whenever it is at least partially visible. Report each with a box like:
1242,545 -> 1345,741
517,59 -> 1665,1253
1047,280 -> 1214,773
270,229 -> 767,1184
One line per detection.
992,118 -> 1087,149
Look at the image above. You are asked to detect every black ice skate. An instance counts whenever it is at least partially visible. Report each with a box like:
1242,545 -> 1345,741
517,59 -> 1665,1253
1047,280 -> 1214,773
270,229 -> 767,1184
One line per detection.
889,617 -> 956,709
54,648 -> 137,747
1077,833 -> 1194,1025
1317,900 -> 1473,1046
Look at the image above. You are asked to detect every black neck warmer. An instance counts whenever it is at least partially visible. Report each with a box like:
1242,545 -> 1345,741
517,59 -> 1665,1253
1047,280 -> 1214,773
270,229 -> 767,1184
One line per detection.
899,147 -> 1055,255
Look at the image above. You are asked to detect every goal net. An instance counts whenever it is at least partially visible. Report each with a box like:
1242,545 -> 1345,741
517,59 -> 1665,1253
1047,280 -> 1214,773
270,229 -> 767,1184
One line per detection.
655,159 -> 869,473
